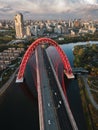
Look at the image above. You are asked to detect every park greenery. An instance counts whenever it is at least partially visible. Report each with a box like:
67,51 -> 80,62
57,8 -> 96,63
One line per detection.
0,29 -> 15,44
74,44 -> 98,76
73,44 -> 98,130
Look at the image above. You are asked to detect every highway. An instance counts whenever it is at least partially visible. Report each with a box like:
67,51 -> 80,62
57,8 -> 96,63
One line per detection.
42,47 -> 76,130
35,46 -> 60,130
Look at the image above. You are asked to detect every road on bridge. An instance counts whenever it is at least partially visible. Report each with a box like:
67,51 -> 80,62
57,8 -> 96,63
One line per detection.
40,46 -> 75,130
36,46 -> 60,130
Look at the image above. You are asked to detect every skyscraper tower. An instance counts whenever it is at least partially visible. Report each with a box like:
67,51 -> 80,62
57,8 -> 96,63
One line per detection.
14,13 -> 24,39
26,25 -> 31,37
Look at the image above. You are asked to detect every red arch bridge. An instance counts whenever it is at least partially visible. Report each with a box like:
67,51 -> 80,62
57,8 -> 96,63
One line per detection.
16,37 -> 74,83
15,38 -> 79,130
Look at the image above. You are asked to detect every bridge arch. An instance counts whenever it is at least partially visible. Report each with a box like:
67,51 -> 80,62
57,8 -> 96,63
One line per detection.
16,38 -> 73,82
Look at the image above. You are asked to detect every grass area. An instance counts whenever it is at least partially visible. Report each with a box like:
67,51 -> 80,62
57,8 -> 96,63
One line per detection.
74,44 -> 98,76
93,81 -> 98,86
88,77 -> 98,84
89,104 -> 98,130
88,76 -> 98,91
91,91 -> 98,104
89,83 -> 98,91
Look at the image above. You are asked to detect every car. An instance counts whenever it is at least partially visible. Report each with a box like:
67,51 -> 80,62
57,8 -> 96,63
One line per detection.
48,120 -> 51,125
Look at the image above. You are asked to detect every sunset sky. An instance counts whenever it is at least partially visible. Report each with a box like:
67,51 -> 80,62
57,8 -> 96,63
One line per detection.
0,0 -> 98,19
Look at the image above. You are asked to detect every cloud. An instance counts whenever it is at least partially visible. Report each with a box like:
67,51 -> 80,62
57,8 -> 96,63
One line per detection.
0,0 -> 98,19
0,6 -> 12,12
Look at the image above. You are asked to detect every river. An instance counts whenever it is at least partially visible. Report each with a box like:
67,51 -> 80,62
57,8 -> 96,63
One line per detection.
0,41 -> 98,130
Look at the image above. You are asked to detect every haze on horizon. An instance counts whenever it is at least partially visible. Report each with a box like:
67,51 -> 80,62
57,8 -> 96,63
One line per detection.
0,0 -> 98,20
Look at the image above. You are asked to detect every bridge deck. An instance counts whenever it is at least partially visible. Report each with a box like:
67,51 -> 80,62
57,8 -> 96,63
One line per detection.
36,46 -> 60,130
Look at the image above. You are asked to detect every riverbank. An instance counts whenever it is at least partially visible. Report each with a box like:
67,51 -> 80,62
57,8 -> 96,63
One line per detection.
0,68 -> 18,95
56,33 -> 98,45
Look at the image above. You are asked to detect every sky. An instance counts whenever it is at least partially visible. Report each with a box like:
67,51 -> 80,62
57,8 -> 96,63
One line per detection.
0,0 -> 98,20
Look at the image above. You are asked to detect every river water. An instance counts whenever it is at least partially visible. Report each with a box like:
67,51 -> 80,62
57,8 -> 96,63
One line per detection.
0,41 -> 98,130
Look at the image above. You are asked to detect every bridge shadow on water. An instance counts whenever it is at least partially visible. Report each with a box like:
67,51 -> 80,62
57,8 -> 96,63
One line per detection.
64,75 -> 87,130
19,82 -> 39,130
20,82 -> 35,102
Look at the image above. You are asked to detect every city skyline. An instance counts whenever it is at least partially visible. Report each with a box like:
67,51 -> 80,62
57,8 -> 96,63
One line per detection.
0,0 -> 98,20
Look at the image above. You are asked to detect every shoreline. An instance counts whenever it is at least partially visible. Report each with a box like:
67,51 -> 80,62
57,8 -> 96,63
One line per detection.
0,68 -> 18,96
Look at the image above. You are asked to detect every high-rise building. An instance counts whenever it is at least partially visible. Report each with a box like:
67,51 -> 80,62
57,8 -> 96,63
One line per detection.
14,13 -> 24,39
26,25 -> 31,37
74,20 -> 80,28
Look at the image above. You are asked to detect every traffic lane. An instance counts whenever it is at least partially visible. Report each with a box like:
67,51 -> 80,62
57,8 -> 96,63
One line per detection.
37,47 -> 60,130
47,67 -> 73,130
43,49 -> 73,130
